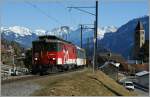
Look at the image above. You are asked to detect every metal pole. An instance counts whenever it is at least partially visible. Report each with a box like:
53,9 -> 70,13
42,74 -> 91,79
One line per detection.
67,1 -> 98,73
93,0 -> 98,73
80,25 -> 83,48
95,0 -> 98,69
93,21 -> 96,74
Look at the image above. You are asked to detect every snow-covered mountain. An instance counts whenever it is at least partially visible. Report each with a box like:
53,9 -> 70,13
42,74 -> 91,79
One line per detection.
1,15 -> 148,59
1,26 -> 40,47
1,25 -> 117,48
100,15 -> 149,58
1,26 -> 68,47
67,26 -> 117,46
98,26 -> 117,39
1,26 -> 53,36
1,26 -> 32,37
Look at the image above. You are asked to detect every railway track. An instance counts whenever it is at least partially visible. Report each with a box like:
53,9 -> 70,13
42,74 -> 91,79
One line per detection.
1,67 -> 84,85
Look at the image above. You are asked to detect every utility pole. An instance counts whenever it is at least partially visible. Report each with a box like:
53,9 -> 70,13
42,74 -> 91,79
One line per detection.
95,0 -> 98,70
68,0 -> 99,73
93,0 -> 98,73
93,21 -> 96,73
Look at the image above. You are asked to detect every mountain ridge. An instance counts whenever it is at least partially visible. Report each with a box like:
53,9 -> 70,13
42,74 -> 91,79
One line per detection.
1,25 -> 117,48
100,15 -> 149,58
1,15 -> 148,59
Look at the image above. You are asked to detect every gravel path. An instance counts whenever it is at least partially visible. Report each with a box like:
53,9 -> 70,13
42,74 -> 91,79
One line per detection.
1,81 -> 41,96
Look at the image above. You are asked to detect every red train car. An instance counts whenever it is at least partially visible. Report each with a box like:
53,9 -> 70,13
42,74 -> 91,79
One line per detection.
32,35 -> 86,74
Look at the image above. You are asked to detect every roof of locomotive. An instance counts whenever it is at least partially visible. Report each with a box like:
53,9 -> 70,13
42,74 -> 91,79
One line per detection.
39,35 -> 61,40
33,35 -> 85,51
32,35 -> 73,45
75,45 -> 85,52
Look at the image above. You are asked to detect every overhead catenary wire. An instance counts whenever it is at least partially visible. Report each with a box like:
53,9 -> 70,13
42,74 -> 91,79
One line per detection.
54,1 -> 78,32
24,0 -> 62,25
68,7 -> 95,16
68,5 -> 80,29
55,2 -> 72,40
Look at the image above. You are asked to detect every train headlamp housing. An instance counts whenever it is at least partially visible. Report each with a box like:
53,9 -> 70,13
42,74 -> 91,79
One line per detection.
34,57 -> 38,60
52,58 -> 56,60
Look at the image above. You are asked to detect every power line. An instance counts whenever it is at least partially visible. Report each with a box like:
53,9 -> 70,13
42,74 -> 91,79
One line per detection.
68,6 -> 95,8
53,1 -> 81,31
24,1 -> 62,25
67,5 -> 95,26
68,7 -> 95,16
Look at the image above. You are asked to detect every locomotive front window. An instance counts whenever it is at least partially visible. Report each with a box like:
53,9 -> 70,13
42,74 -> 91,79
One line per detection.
77,50 -> 86,59
33,42 -> 44,52
45,43 -> 62,51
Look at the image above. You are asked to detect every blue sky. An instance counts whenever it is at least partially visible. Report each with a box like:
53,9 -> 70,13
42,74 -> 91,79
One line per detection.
1,0 -> 149,30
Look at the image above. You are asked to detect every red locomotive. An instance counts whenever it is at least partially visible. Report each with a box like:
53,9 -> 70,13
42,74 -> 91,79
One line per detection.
32,35 -> 86,74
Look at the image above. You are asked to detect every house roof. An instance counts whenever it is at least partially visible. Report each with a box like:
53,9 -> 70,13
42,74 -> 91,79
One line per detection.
135,71 -> 149,77
113,63 -> 120,67
99,61 -> 120,69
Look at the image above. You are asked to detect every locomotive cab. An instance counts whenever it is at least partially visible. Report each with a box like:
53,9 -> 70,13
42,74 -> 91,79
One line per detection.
32,35 -> 86,75
45,42 -> 62,65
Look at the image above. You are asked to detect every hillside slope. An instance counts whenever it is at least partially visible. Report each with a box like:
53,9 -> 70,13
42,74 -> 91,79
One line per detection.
31,68 -> 136,96
1,38 -> 24,65
100,15 -> 149,58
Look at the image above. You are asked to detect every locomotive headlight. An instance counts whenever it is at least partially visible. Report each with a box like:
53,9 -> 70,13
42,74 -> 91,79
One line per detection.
34,57 -> 38,60
52,58 -> 56,60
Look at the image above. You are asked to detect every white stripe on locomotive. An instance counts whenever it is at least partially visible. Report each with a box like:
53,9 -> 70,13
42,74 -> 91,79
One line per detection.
57,58 -> 76,65
76,58 -> 86,66
65,59 -> 76,64
57,58 -> 62,64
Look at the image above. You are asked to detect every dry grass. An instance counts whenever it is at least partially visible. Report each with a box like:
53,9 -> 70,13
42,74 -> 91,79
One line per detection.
93,70 -> 137,96
31,68 -> 137,96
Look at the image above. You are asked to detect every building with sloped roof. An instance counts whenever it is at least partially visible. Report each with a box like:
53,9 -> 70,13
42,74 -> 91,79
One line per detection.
99,61 -> 120,81
133,21 -> 149,62
133,21 -> 145,59
135,71 -> 149,89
